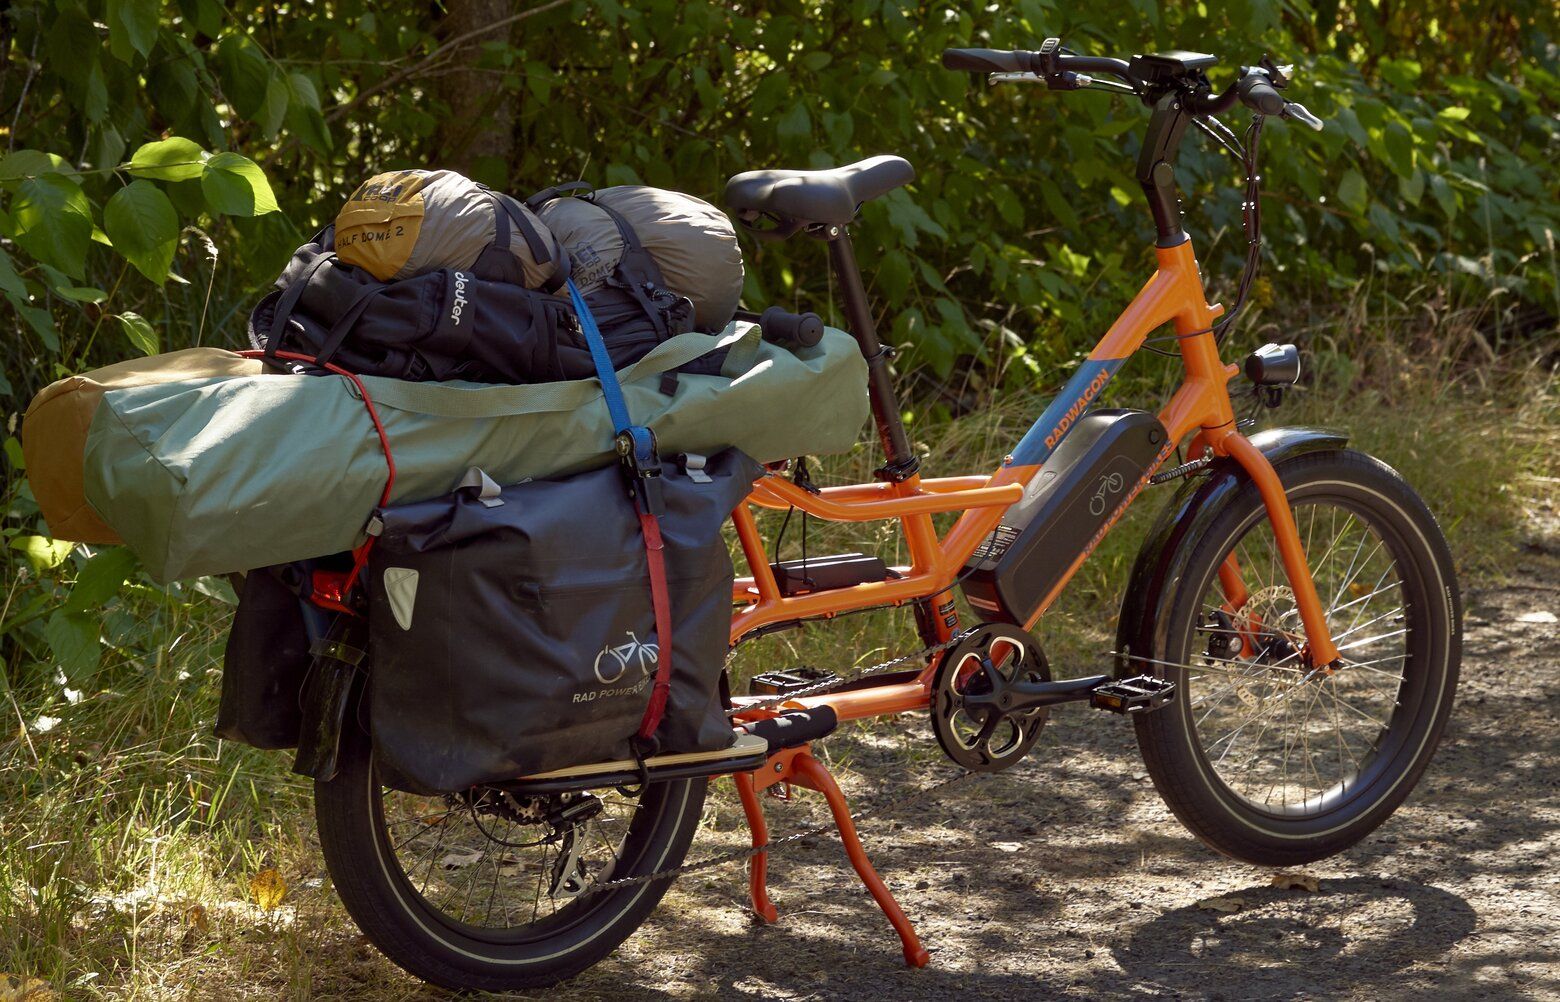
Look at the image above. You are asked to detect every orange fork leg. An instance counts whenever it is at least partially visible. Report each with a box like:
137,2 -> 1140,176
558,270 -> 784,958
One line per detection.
732,771 -> 779,923
1222,434 -> 1341,664
789,752 -> 931,968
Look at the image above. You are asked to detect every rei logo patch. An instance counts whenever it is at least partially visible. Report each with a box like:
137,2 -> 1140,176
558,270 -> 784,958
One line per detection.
383,568 -> 420,630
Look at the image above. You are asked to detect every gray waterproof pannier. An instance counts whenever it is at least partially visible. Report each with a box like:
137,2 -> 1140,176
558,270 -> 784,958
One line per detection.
366,449 -> 761,793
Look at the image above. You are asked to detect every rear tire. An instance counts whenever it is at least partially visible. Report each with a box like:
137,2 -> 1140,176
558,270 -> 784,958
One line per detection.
315,717 -> 707,991
1132,449 -> 1460,865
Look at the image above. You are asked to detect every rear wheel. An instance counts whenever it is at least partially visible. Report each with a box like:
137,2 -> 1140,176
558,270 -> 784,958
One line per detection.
1133,450 -> 1460,865
314,717 -> 706,991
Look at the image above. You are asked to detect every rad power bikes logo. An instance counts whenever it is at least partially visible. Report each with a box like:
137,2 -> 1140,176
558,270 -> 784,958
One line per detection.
575,631 -> 658,703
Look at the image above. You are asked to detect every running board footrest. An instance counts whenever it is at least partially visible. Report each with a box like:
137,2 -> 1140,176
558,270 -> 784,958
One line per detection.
502,732 -> 770,795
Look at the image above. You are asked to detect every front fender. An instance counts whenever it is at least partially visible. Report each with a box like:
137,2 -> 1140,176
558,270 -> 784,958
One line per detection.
1114,426 -> 1348,675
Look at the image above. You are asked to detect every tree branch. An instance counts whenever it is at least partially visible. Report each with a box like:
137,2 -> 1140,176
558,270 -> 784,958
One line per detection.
323,0 -> 572,124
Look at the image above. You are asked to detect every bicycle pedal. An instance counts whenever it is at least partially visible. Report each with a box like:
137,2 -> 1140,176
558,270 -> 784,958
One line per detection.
1090,675 -> 1176,714
750,666 -> 841,697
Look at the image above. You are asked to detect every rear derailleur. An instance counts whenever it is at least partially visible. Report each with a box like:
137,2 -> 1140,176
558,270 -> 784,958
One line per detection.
460,788 -> 604,899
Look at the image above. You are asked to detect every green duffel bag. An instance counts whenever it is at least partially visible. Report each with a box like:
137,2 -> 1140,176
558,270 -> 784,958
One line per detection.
82,322 -> 866,581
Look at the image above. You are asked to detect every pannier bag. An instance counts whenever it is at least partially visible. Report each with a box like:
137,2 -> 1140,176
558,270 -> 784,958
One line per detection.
366,448 -> 762,793
20,348 -> 266,545
34,322 -> 866,580
216,566 -> 313,749
533,185 -> 744,332
254,229 -> 708,385
334,169 -> 565,289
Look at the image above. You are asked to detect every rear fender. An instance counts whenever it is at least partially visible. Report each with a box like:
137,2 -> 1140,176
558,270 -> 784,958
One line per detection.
1115,426 -> 1348,675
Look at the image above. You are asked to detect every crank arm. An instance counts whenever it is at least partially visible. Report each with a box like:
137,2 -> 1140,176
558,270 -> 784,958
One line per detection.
962,673 -> 1110,714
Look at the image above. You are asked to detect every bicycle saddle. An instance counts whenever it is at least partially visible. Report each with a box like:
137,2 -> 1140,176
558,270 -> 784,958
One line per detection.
724,155 -> 915,228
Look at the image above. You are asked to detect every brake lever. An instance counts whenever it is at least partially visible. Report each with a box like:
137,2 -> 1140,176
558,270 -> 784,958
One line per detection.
1282,101 -> 1324,132
989,70 -> 1101,92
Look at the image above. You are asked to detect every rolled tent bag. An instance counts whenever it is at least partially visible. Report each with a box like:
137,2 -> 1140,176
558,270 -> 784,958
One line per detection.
20,348 -> 266,544
366,448 -> 762,794
28,321 -> 868,580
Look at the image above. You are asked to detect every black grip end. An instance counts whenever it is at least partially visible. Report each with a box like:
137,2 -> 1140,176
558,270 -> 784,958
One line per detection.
759,307 -> 824,350
942,48 -> 1027,74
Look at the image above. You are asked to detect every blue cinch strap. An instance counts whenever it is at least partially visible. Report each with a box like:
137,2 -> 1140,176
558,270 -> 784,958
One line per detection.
567,279 -> 633,434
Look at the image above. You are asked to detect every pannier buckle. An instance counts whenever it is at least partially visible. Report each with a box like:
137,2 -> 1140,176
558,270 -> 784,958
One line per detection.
616,426 -> 664,516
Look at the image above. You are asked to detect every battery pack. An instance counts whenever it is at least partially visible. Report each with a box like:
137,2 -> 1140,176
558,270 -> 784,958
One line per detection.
962,408 -> 1168,625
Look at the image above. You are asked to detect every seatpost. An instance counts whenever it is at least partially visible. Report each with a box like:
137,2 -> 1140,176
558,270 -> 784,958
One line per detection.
824,225 -> 919,482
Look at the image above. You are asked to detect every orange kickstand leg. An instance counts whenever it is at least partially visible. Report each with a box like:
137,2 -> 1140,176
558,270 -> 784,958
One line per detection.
734,744 -> 931,968
732,770 -> 779,923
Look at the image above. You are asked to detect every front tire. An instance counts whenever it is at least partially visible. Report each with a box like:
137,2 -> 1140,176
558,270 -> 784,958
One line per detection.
315,716 -> 707,991
1132,449 -> 1460,865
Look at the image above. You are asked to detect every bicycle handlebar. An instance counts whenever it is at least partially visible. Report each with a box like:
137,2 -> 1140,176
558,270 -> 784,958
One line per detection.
944,43 -> 1323,131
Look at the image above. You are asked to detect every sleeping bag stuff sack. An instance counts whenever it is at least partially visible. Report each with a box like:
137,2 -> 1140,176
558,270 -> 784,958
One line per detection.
366,448 -> 762,794
531,184 -> 744,333
50,321 -> 867,581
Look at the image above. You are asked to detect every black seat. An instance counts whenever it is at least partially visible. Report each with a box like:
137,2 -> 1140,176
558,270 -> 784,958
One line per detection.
724,155 -> 915,227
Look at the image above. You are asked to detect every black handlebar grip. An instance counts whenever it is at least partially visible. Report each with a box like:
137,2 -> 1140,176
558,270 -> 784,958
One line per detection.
941,48 -> 1030,73
1238,72 -> 1287,116
759,307 -> 824,351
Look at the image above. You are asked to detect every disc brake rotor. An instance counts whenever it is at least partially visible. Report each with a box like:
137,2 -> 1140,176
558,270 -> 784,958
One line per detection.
930,623 -> 1050,773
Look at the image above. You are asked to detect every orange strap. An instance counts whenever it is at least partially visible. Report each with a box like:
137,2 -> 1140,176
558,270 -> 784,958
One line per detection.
635,511 -> 674,741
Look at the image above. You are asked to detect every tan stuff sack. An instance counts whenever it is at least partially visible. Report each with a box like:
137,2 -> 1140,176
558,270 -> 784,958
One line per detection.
593,186 -> 745,332
533,185 -> 745,332
21,348 -> 267,543
335,169 -> 565,289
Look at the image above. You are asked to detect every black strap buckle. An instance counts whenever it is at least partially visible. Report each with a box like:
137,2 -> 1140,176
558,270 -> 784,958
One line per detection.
615,426 -> 664,516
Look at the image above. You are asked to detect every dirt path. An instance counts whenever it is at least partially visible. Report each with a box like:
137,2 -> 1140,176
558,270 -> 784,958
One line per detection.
507,530 -> 1559,1001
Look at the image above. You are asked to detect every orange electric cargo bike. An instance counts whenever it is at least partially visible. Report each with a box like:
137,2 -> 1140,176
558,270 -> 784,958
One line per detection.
312,41 -> 1462,992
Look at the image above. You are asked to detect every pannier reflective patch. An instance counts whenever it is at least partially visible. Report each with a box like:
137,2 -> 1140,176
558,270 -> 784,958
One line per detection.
383,567 -> 420,630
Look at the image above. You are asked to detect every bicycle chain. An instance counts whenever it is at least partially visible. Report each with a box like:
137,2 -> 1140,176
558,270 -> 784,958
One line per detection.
572,632 -> 978,899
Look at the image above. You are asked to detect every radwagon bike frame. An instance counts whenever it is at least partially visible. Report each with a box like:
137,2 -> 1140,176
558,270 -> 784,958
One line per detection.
727,235 -> 1342,730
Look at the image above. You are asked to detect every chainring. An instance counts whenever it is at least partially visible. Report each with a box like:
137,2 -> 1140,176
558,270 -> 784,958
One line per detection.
930,623 -> 1051,773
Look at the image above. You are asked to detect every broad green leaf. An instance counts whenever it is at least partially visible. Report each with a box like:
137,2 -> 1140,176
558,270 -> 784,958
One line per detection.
84,59 -> 110,123
17,304 -> 59,352
0,248 -> 26,298
1337,168 -> 1368,214
216,34 -> 271,119
259,74 -> 290,139
776,102 -> 811,142
107,0 -> 159,62
117,311 -> 159,355
1381,121 -> 1414,179
51,285 -> 108,304
1428,172 -> 1458,219
128,137 -> 209,181
1437,106 -> 1471,122
104,180 -> 180,283
13,535 -> 75,571
0,150 -> 71,183
284,73 -> 333,152
200,152 -> 279,216
12,175 -> 93,278
65,547 -> 140,613
45,610 -> 100,681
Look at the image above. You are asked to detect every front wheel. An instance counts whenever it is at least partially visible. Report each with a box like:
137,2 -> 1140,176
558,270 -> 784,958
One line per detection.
1133,449 -> 1460,865
314,715 -> 707,992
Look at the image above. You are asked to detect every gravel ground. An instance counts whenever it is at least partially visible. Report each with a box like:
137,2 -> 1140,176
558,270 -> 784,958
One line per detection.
526,520 -> 1560,1002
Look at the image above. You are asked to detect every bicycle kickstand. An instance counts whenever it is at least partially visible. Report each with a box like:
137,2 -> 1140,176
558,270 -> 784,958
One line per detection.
732,744 -> 931,968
